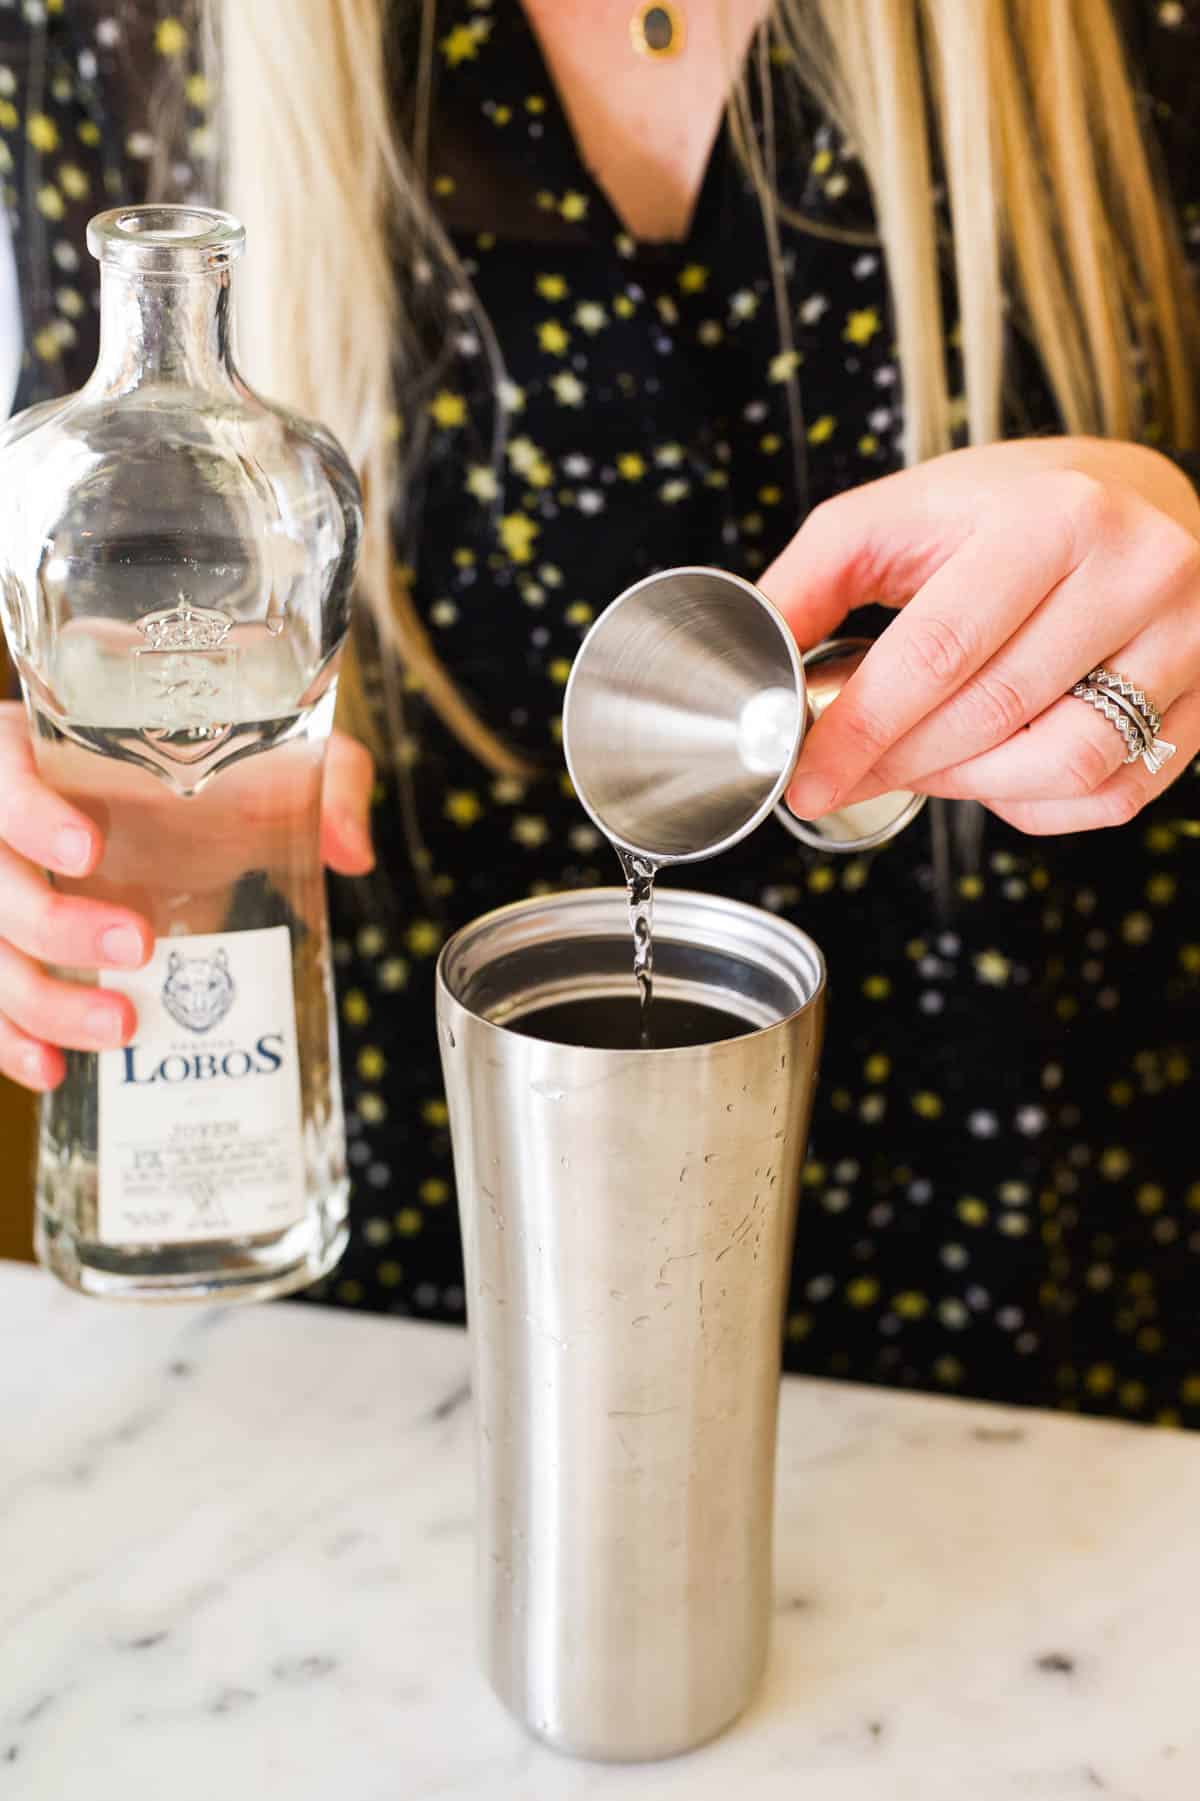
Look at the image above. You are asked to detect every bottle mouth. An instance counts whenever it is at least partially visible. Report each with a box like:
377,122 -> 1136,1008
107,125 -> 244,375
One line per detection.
87,205 -> 246,274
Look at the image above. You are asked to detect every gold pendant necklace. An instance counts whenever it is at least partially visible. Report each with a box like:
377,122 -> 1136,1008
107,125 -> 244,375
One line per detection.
630,2 -> 686,59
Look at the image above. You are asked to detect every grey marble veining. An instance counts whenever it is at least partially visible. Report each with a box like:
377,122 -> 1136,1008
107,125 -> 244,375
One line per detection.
1,1260 -> 1197,1799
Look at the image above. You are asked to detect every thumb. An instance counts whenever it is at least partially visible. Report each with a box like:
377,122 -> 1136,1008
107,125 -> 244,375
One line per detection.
321,730 -> 376,875
758,460 -> 978,650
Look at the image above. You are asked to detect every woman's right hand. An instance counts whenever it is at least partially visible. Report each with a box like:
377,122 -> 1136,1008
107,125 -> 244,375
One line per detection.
0,703 -> 151,1093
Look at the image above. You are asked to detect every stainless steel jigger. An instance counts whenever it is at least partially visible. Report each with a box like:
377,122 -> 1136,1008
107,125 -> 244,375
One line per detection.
563,565 -> 924,860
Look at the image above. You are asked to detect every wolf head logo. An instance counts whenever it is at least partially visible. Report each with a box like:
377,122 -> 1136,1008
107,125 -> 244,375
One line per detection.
161,948 -> 235,1034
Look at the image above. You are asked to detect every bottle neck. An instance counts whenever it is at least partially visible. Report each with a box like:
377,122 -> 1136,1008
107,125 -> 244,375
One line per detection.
91,263 -> 238,396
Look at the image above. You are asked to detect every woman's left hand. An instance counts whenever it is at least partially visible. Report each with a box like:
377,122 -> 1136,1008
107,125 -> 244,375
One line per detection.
763,437 -> 1200,835
321,728 -> 376,875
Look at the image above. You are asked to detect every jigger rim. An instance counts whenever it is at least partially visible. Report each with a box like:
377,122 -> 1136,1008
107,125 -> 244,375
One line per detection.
562,564 -> 806,864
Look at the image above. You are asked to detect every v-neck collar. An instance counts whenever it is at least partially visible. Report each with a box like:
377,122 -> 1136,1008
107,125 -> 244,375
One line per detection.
489,0 -> 739,258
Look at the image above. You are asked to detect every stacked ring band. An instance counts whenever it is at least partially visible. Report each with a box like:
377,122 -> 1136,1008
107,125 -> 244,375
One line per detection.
1070,666 -> 1177,776
1087,666 -> 1162,737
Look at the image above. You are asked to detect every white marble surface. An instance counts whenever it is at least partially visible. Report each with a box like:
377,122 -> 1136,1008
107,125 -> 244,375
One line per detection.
1,1260 -> 1197,1800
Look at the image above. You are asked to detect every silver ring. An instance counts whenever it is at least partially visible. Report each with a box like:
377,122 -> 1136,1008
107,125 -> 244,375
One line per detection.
1086,666 -> 1162,737
1071,667 -> 1177,776
1071,683 -> 1146,764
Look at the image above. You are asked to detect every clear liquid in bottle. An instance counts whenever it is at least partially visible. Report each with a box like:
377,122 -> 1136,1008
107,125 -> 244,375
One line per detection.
31,629 -> 348,1300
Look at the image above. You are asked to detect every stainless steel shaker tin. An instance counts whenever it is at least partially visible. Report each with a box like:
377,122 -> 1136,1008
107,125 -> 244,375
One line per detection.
437,887 -> 826,1762
563,565 -> 923,863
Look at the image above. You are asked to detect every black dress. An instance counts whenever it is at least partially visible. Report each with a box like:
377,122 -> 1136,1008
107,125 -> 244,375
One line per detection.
4,0 -> 1200,1425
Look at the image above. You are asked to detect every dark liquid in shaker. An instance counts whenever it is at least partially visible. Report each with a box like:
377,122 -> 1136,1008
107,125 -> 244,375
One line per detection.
509,995 -> 753,1050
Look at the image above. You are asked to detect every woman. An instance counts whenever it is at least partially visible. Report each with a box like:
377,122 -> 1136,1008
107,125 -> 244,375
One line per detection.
1,0 -> 1198,1420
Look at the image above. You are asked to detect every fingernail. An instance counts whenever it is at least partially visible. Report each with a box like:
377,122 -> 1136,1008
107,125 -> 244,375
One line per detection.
787,773 -> 838,819
53,825 -> 92,874
21,1047 -> 47,1085
99,925 -> 145,967
85,1004 -> 125,1047
342,815 -> 375,867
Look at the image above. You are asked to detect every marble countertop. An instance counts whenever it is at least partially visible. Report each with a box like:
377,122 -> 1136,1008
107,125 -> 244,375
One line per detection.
1,1260 -> 1197,1800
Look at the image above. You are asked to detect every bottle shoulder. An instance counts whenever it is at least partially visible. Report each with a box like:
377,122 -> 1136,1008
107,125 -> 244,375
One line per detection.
0,390 -> 75,457
0,375 -> 362,685
2,376 -> 361,553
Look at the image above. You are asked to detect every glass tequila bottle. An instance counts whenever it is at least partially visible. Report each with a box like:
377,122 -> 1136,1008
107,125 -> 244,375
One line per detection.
0,206 -> 362,1301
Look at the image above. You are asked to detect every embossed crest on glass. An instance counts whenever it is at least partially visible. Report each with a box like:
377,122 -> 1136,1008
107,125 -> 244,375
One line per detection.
0,206 -> 362,1301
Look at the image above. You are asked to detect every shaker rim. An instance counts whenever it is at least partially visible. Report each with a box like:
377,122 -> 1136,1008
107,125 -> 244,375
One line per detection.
435,884 -> 827,1055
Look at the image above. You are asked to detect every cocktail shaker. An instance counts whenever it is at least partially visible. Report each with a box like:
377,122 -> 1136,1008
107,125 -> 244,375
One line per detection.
437,888 -> 826,1761
562,565 -> 924,861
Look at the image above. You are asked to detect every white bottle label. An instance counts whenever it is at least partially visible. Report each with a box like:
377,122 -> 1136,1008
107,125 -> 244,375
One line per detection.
97,925 -> 306,1247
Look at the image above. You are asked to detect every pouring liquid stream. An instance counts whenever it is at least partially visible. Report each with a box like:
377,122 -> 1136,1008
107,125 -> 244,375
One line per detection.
617,849 -> 658,1047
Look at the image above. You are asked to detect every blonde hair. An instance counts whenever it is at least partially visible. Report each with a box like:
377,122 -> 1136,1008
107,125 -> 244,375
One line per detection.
215,0 -> 1199,770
